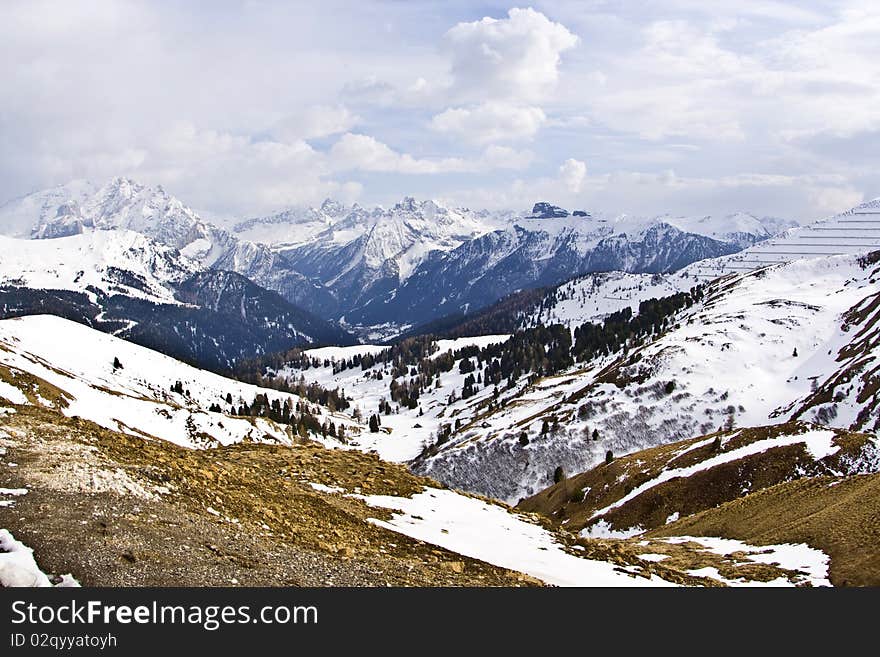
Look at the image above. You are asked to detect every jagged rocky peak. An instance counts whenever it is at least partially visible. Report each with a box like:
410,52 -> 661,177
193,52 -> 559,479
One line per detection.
572,210 -> 590,217
529,202 -> 569,218
395,196 -> 420,213
319,198 -> 348,217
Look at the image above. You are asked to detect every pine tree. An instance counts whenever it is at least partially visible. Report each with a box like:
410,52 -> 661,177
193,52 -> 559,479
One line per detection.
553,466 -> 566,483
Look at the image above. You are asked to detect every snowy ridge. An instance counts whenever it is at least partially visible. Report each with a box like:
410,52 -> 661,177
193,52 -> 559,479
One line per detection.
686,198 -> 880,280
0,229 -> 197,305
589,429 -> 840,520
0,315 -> 359,449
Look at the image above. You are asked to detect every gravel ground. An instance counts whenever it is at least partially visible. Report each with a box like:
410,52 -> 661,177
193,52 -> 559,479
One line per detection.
0,405 -> 540,587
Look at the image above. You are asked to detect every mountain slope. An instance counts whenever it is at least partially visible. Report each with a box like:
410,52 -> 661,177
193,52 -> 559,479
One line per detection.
518,422 -> 878,536
0,315 -> 358,448
0,231 -> 355,371
516,422 -> 879,586
405,251 -> 880,502
647,472 -> 880,586
0,327 -> 833,587
0,178 -> 337,317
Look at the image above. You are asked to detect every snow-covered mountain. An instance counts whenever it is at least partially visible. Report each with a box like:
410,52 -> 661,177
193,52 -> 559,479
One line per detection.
412,250 -> 880,501
0,179 -> 797,333
0,230 -> 355,371
232,198 -> 358,245
268,248 -> 880,503
664,212 -> 796,248
0,178 -> 337,317
273,201 -> 793,331
0,315 -> 357,449
334,216 -> 737,329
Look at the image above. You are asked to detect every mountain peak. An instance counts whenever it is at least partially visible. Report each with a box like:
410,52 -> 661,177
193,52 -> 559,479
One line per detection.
319,198 -> 347,216
395,196 -> 419,213
529,202 -> 569,219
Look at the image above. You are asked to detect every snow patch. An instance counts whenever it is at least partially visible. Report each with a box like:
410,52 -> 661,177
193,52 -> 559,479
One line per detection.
0,529 -> 80,587
355,488 -> 676,587
0,381 -> 28,405
665,535 -> 830,587
579,520 -> 645,539
309,482 -> 345,494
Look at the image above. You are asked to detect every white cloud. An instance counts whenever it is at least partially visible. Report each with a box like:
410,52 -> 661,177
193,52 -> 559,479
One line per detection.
328,133 -> 531,174
329,133 -> 459,174
430,103 -> 546,143
271,105 -> 359,142
0,1 -> 876,222
443,7 -> 578,103
559,158 -> 587,192
481,145 -> 535,170
142,123 -> 348,215
575,7 -> 880,144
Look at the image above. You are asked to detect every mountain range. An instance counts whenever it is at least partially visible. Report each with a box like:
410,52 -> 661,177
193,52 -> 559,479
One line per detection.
0,177 -> 795,338
0,230 -> 353,372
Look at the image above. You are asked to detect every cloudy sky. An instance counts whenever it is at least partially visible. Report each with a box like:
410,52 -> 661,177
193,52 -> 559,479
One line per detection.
1,0 -> 878,221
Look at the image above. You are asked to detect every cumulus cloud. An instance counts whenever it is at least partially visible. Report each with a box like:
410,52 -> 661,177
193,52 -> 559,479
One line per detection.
559,158 -> 587,192
430,103 -> 546,143
443,7 -> 578,103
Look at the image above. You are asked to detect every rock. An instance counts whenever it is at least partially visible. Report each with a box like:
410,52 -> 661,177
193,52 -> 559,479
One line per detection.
529,202 -> 569,219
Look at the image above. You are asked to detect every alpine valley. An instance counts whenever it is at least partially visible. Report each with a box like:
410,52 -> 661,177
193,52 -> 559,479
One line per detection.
2,176 -> 879,588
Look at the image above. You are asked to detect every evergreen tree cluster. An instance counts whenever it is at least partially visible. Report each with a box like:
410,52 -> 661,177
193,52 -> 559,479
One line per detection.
168,381 -> 342,440
232,354 -> 350,412
572,289 -> 701,363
